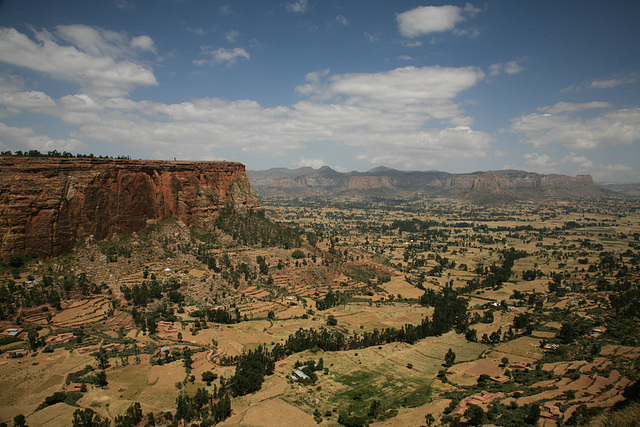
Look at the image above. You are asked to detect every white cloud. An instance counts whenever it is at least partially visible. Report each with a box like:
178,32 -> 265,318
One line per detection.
63,66 -> 489,167
561,152 -> 635,181
194,47 -> 250,66
297,66 -> 485,116
364,32 -> 378,42
131,35 -> 156,53
397,4 -> 480,38
225,30 -> 239,43
510,105 -> 640,149
0,90 -> 56,114
286,0 -> 309,14
490,59 -> 526,76
540,101 -> 611,114
0,122 -> 85,152
0,73 -> 57,115
0,56 -> 490,170
562,152 -> 594,168
397,55 -> 413,61
589,73 -> 638,89
517,153 -> 558,174
0,26 -> 158,96
294,157 -> 326,169
336,15 -> 348,26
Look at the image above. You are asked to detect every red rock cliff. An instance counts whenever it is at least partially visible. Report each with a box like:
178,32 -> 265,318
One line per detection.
0,157 -> 259,259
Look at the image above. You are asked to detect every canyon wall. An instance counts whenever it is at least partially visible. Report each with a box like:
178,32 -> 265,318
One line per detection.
249,167 -> 605,199
0,157 -> 259,259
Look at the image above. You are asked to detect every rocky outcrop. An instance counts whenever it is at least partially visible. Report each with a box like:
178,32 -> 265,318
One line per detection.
347,176 -> 392,189
0,157 -> 259,259
248,167 -> 605,200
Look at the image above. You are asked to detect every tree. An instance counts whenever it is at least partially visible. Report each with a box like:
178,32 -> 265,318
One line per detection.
524,403 -> 540,425
95,370 -> 108,387
444,348 -> 456,367
368,399 -> 381,417
27,330 -> 38,351
464,404 -> 485,426
96,348 -> 110,370
201,371 -> 218,386
424,414 -> 435,427
13,414 -> 27,427
72,408 -> 109,427
327,315 -> 337,326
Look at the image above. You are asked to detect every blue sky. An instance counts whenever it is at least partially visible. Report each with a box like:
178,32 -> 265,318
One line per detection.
0,0 -> 639,181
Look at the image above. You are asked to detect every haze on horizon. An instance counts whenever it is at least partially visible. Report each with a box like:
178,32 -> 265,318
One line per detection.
0,0 -> 638,182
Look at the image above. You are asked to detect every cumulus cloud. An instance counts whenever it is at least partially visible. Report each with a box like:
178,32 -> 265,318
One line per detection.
0,43 -> 490,170
194,47 -> 250,66
296,65 -> 485,115
514,153 -> 559,174
561,152 -> 635,181
0,122 -> 85,152
510,104 -> 640,150
131,35 -> 156,52
489,59 -> 526,76
397,4 -> 480,38
286,0 -> 309,14
294,156 -> 326,169
225,30 -> 239,43
54,64 -> 490,168
0,26 -> 158,96
0,73 -> 57,115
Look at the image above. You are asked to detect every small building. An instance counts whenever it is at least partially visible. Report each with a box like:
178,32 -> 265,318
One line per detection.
509,362 -> 529,370
154,346 -> 172,357
3,328 -> 24,337
468,391 -> 497,406
454,391 -> 497,416
45,332 -> 75,345
543,343 -> 559,351
157,321 -> 178,333
66,383 -> 84,393
77,345 -> 100,354
540,403 -> 562,419
101,343 -> 124,352
294,369 -> 310,380
135,342 -> 149,351
5,349 -> 28,359
489,375 -> 510,383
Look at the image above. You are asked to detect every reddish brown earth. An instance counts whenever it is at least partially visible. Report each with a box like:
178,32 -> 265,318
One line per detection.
0,157 -> 259,259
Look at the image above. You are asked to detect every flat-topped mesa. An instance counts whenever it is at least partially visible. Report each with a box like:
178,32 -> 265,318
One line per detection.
0,157 -> 260,259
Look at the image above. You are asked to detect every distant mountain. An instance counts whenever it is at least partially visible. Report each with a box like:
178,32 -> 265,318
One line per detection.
247,167 -> 606,201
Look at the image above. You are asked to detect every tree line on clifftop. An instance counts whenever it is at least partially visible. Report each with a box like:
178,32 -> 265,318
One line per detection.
1,149 -> 131,159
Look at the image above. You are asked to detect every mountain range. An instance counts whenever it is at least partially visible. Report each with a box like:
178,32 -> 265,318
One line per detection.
248,166 -> 606,201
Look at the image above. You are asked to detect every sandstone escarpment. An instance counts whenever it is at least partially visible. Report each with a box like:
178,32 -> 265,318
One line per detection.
0,157 -> 259,259
249,167 -> 605,200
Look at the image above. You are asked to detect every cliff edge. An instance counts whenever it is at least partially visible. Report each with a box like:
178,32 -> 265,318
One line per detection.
0,157 -> 259,259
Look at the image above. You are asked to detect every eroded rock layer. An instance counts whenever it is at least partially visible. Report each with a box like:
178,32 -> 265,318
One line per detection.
0,157 -> 259,258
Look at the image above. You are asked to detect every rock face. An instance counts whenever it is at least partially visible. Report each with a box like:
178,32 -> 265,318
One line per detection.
0,157 -> 259,259
248,167 -> 605,200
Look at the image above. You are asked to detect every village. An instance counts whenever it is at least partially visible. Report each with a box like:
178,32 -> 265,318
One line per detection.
0,195 -> 639,426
